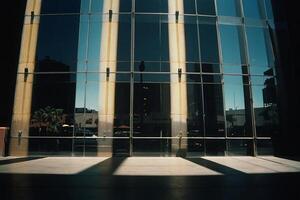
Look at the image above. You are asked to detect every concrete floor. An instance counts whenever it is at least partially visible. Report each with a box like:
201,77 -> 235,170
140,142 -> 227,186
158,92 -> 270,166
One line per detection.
0,156 -> 300,200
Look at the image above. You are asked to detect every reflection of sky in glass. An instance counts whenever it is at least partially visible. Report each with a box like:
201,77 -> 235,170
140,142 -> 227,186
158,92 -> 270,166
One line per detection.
224,76 -> 245,110
243,0 -> 262,19
73,0 -> 272,111
252,86 -> 264,108
246,27 -> 270,66
216,0 -> 240,16
220,25 -> 244,65
75,1 -> 103,110
264,0 -> 274,20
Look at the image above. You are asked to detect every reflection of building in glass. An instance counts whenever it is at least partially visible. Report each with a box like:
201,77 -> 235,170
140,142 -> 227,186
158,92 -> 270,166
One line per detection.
9,0 -> 280,157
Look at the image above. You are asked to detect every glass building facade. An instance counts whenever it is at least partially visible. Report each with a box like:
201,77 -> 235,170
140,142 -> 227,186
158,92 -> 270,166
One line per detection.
9,0 -> 279,157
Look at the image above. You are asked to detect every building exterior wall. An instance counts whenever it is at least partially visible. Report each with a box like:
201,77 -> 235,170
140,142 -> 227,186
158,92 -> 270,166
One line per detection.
9,0 -> 279,157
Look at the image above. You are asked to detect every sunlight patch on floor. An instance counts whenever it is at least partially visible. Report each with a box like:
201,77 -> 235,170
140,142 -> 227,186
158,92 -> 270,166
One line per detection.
113,157 -> 222,176
0,157 -> 109,174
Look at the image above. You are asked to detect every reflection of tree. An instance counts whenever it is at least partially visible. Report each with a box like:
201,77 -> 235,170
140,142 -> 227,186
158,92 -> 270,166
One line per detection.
32,106 -> 64,134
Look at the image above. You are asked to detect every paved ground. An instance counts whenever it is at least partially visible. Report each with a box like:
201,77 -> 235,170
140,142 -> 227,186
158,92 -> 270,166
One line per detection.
0,156 -> 300,200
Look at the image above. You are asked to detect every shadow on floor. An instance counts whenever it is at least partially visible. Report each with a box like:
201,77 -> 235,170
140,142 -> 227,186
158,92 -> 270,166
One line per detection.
184,157 -> 245,175
0,157 -> 45,166
0,157 -> 300,200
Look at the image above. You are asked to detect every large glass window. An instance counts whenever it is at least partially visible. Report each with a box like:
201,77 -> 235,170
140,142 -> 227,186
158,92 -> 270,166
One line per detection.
14,0 -> 280,156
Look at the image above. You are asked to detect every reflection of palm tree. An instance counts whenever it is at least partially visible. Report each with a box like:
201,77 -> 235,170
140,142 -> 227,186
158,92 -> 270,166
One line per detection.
32,106 -> 64,134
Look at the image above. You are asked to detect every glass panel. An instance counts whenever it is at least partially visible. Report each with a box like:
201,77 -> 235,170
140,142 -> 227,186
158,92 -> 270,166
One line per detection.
135,0 -> 168,13
187,74 -> 201,83
219,25 -> 246,65
257,139 -> 274,155
264,0 -> 274,20
205,139 -> 226,156
86,14 -> 103,64
216,0 -> 241,17
133,139 -> 171,156
250,66 -> 274,76
196,0 -> 216,15
119,0 -> 132,12
41,0 -> 81,14
202,74 -> 222,83
90,0 -> 104,13
251,76 -> 279,137
28,138 -> 73,156
36,15 -> 80,72
203,84 -> 225,137
187,84 -> 204,137
242,0 -> 264,19
187,139 -> 205,157
134,61 -> 170,72
227,139 -> 253,156
184,0 -> 196,14
117,14 -> 131,62
202,63 -> 220,73
223,65 -> 244,74
224,75 -> 252,137
133,80 -> 171,138
185,16 -> 200,62
246,27 -> 275,67
135,14 -> 169,62
198,17 -> 219,63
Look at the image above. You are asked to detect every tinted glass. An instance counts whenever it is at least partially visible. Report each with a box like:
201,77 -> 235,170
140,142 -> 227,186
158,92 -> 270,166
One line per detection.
216,0 -> 241,17
41,0 -> 81,14
203,84 -> 225,137
36,15 -> 80,72
185,17 -> 200,62
187,84 -> 204,137
246,27 -> 274,66
184,0 -> 196,14
135,0 -> 168,13
197,0 -> 216,15
198,18 -> 219,63
135,15 -> 169,62
251,76 -> 279,137
243,0 -> 263,19
220,25 -> 246,65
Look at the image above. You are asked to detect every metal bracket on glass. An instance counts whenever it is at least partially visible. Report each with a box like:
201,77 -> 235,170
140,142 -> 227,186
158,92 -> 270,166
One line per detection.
109,10 -> 113,22
24,67 -> 29,82
175,11 -> 179,23
178,68 -> 182,82
30,11 -> 34,24
106,67 -> 110,81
